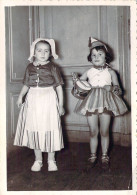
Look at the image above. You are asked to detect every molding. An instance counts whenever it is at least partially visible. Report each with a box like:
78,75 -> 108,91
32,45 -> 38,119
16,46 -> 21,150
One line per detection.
66,130 -> 131,146
34,6 -> 40,39
59,64 -> 91,68
8,7 -> 13,82
29,6 -> 33,47
29,6 -> 40,43
65,122 -> 89,128
63,75 -> 73,80
48,7 -> 53,38
38,7 -> 45,37
8,8 -> 23,83
97,7 -> 101,39
100,6 -> 108,42
7,130 -> 131,153
10,93 -> 19,137
8,7 -> 40,83
8,7 -> 30,83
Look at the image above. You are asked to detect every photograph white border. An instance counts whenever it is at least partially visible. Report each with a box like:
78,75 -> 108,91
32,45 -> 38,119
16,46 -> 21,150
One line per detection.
0,0 -> 136,195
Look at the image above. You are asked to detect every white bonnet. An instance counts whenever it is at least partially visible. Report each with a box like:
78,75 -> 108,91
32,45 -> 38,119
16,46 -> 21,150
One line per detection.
28,38 -> 58,62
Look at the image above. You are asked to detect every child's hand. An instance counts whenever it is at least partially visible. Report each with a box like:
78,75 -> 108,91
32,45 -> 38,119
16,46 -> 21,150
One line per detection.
16,97 -> 23,108
59,105 -> 65,116
72,72 -> 78,83
112,85 -> 122,96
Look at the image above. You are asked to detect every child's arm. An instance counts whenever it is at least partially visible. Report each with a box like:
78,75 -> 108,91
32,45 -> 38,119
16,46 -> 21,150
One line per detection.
79,70 -> 88,81
109,69 -> 122,96
17,85 -> 29,108
56,85 -> 65,116
109,69 -> 119,86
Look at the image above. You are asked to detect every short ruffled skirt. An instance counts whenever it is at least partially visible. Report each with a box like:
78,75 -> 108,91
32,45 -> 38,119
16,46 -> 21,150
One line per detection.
74,87 -> 128,116
14,87 -> 64,152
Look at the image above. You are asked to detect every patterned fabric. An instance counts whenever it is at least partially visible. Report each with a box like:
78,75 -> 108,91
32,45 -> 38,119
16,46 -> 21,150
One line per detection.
14,87 -> 64,152
87,67 -> 111,87
74,67 -> 128,116
23,62 -> 64,87
74,88 -> 128,116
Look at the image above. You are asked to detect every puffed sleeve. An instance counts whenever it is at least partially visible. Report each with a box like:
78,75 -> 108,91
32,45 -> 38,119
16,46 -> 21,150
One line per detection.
23,65 -> 30,87
52,64 -> 64,87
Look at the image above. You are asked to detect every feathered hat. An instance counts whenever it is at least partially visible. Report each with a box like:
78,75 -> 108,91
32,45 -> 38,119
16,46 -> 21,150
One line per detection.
28,38 -> 58,62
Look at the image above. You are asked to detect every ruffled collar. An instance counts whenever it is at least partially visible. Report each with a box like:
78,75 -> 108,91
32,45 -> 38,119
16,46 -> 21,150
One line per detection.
93,64 -> 107,70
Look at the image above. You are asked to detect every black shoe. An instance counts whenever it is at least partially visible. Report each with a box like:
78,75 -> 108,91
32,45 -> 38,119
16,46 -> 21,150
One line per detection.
101,154 -> 110,170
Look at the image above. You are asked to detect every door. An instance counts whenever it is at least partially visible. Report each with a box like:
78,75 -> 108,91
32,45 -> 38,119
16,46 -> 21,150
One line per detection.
6,7 -> 30,150
38,6 -> 131,145
6,6 -> 131,151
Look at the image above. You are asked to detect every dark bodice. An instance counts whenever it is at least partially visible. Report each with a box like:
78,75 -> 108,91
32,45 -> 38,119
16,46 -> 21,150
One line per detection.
23,62 -> 64,87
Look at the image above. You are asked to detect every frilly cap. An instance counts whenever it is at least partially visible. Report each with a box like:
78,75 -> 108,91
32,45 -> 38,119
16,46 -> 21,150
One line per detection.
28,38 -> 58,62
89,37 -> 108,51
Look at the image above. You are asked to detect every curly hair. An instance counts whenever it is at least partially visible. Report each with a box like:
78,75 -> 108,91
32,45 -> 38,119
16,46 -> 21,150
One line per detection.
87,46 -> 113,64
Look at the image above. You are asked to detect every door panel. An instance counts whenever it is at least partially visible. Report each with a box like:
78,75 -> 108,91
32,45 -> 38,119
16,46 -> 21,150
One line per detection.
39,6 -> 131,137
39,6 -> 101,132
6,7 -> 30,147
42,6 -> 100,66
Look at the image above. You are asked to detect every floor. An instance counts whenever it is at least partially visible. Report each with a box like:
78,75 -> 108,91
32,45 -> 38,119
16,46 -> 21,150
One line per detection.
7,142 -> 132,191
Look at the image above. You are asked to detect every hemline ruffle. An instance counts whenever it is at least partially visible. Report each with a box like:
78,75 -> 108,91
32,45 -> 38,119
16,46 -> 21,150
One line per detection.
14,130 -> 64,152
74,88 -> 128,116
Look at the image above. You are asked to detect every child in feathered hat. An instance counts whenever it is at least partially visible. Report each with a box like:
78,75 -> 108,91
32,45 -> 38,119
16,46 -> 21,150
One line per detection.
74,37 -> 128,170
14,38 -> 65,172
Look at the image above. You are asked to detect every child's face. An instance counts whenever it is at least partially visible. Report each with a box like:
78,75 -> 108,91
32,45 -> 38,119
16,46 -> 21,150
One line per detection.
91,48 -> 106,66
34,42 -> 51,63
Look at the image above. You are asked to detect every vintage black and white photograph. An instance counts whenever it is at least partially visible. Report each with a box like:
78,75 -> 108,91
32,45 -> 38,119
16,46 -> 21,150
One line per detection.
3,2 -> 134,193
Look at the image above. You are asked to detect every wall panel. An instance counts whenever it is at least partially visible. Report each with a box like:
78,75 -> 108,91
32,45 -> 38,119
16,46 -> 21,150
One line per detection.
38,6 -> 131,143
9,7 -> 30,82
6,7 -> 30,145
10,93 -> 20,137
41,6 -> 100,67
6,6 -> 131,148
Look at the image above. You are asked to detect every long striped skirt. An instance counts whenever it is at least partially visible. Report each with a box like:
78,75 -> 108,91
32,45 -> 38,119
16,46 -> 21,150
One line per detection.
14,87 -> 64,152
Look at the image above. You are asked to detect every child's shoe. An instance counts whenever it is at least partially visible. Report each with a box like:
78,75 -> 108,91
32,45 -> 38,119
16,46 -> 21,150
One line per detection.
31,160 -> 43,172
101,154 -> 110,170
48,160 -> 58,171
88,153 -> 97,168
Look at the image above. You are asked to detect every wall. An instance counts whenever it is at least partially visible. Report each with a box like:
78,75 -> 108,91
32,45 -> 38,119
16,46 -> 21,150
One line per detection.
38,6 -> 131,146
6,7 -> 30,147
6,6 -> 131,150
